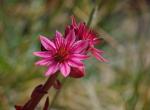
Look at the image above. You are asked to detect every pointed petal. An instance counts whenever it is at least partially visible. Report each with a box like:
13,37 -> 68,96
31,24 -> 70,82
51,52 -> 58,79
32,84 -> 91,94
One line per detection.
91,47 -> 105,54
40,35 -> 55,50
68,59 -> 84,68
93,38 -> 101,45
69,67 -> 85,78
92,50 -> 108,62
33,51 -> 51,58
35,58 -> 53,66
55,31 -> 63,38
45,62 -> 59,76
66,29 -> 76,46
70,54 -> 89,60
72,40 -> 89,53
60,62 -> 70,77
55,31 -> 64,49
71,16 -> 78,28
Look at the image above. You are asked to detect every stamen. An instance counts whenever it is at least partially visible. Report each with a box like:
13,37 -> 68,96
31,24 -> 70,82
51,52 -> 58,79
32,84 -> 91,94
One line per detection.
54,47 -> 69,62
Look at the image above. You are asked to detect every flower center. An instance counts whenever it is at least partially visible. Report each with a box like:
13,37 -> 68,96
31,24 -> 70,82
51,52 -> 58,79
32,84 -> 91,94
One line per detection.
54,47 -> 69,62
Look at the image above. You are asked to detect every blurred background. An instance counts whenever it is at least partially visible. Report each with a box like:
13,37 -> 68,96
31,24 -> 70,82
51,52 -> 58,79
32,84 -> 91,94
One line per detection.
0,0 -> 150,110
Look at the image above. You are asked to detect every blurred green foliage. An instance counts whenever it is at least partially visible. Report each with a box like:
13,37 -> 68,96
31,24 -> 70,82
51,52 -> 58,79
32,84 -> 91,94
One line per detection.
0,0 -> 150,110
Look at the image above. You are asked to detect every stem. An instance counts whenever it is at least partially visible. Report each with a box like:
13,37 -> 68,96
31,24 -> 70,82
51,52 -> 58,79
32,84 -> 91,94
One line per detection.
49,78 -> 67,109
22,73 -> 58,110
49,87 -> 61,110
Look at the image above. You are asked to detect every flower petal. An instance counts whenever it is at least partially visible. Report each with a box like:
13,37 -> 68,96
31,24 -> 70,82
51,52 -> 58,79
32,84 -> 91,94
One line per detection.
55,31 -> 64,49
93,38 -> 101,45
55,31 -> 63,38
68,59 -> 84,68
72,40 -> 88,53
33,51 -> 51,58
92,50 -> 108,62
91,47 -> 105,54
71,16 -> 78,28
70,54 -> 89,60
35,58 -> 53,66
66,29 -> 76,46
40,35 -> 55,50
45,62 -> 59,76
60,62 -> 70,77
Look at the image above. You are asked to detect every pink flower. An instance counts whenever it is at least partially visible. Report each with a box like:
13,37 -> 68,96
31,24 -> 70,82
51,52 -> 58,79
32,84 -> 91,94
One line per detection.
33,30 -> 88,77
65,16 -> 108,62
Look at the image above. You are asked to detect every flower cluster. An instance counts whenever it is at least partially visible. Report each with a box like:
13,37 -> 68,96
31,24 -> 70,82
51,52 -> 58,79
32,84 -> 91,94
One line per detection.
33,16 -> 108,78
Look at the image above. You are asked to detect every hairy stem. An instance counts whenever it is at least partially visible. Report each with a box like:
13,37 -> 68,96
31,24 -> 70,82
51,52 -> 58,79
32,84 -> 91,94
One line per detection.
21,73 -> 58,110
49,78 -> 67,109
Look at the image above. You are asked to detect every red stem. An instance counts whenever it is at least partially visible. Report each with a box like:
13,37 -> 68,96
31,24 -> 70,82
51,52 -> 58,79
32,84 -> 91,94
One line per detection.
21,73 -> 58,110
